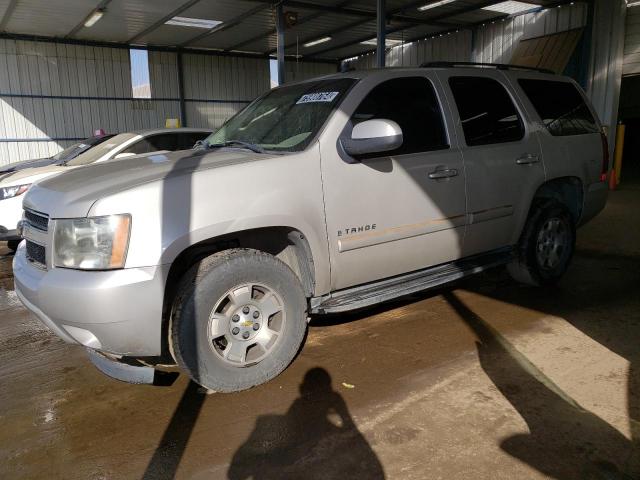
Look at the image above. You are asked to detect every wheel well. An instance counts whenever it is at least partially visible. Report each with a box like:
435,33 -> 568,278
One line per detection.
533,177 -> 583,223
160,227 -> 315,360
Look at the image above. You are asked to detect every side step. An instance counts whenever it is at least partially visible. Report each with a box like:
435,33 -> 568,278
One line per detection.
311,248 -> 513,314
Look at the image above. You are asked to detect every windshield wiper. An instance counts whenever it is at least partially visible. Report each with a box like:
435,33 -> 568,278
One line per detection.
202,139 -> 265,154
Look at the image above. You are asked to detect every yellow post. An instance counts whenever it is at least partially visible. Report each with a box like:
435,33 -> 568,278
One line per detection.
613,122 -> 625,187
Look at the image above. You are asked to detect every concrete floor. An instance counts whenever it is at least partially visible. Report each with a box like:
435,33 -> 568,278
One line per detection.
1,184 -> 639,480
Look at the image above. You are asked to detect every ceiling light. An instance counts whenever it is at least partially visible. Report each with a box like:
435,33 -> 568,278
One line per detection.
628,0 -> 640,6
361,38 -> 403,46
481,1 -> 538,15
84,8 -> 105,27
165,16 -> 223,29
303,36 -> 332,48
418,0 -> 456,12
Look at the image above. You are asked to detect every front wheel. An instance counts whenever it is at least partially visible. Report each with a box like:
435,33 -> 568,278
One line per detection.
170,248 -> 308,392
507,199 -> 576,286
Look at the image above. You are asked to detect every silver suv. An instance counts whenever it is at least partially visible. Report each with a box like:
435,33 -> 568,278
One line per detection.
14,64 -> 609,392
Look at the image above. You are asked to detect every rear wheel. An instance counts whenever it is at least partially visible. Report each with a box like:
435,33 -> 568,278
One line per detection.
507,199 -> 576,286
170,248 -> 308,392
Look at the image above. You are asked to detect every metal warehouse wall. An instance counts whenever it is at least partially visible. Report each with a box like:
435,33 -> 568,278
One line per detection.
623,4 -> 640,75
587,0 -> 626,144
472,2 -> 587,64
343,30 -> 472,70
0,38 -> 335,164
285,61 -> 339,82
182,54 -> 269,131
344,2 -> 587,70
0,40 -> 181,164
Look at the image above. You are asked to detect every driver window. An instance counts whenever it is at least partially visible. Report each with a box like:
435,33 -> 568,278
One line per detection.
351,77 -> 449,157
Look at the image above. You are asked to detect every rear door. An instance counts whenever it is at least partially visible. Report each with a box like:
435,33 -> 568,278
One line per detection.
510,75 -> 605,191
438,70 -> 546,257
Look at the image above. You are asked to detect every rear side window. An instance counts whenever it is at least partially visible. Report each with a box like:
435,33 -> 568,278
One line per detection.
351,77 -> 448,157
519,79 -> 599,136
123,133 -> 178,155
449,76 -> 524,146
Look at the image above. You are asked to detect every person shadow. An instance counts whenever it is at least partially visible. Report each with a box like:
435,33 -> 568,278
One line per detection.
227,367 -> 385,480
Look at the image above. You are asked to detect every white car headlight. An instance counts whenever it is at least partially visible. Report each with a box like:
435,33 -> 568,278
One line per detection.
0,184 -> 30,200
53,214 -> 131,270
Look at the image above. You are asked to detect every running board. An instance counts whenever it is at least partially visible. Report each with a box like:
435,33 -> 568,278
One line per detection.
310,248 -> 513,314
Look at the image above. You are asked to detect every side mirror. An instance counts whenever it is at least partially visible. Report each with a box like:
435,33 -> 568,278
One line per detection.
341,119 -> 403,157
114,152 -> 136,159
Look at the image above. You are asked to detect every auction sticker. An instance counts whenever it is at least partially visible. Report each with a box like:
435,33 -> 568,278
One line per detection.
296,91 -> 339,104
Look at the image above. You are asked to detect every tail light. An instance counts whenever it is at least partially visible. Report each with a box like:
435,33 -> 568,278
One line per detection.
600,131 -> 609,182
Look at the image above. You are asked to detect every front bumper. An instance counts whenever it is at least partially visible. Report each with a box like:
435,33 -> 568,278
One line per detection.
13,242 -> 168,356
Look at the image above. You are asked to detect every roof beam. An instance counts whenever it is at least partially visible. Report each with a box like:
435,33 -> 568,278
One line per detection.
65,0 -> 113,39
181,3 -> 270,47
127,0 -> 202,44
0,0 -> 20,32
248,0 -> 453,26
225,0 -> 358,52
303,0 -> 509,58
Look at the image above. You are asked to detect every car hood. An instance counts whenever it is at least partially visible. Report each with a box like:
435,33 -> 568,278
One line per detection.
0,156 -> 54,174
0,164 -> 68,187
24,149 -> 276,217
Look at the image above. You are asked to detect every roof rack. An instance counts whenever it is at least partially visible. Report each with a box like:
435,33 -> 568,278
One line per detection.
419,61 -> 555,75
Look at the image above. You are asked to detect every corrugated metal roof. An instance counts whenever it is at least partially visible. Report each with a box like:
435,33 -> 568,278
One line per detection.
0,0 -> 578,60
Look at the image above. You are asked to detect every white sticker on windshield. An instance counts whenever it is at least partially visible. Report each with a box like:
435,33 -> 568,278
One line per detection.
296,91 -> 339,104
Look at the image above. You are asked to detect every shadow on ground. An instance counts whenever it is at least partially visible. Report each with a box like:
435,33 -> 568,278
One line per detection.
142,368 -> 384,480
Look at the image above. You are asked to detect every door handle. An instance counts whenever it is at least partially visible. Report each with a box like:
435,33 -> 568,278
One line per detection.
428,168 -> 458,180
516,153 -> 540,165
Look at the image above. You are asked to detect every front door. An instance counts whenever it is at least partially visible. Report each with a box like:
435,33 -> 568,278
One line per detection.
319,72 -> 467,290
437,71 -> 546,257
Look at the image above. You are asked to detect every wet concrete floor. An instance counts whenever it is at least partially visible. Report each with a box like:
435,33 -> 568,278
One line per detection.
1,184 -> 639,479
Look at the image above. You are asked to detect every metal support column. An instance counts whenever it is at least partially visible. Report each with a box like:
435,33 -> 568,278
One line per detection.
177,49 -> 187,127
376,0 -> 385,68
276,2 -> 285,84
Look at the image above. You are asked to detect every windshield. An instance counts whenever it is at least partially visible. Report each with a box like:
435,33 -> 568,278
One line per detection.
206,78 -> 356,153
52,142 -> 88,161
65,133 -> 138,166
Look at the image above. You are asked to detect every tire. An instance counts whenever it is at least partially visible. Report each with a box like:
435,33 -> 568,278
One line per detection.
7,240 -> 20,252
170,248 -> 308,393
507,199 -> 576,287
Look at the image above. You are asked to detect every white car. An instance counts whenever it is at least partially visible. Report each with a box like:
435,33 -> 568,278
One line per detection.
0,128 -> 211,250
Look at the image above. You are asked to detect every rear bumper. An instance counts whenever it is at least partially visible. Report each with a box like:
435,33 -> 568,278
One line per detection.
579,181 -> 608,226
13,242 -> 168,356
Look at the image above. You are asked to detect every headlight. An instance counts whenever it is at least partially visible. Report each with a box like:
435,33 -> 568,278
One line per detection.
0,184 -> 30,200
53,214 -> 131,270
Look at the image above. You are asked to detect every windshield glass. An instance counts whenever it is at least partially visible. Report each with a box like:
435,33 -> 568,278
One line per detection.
65,133 -> 138,166
206,78 -> 356,152
52,142 -> 87,161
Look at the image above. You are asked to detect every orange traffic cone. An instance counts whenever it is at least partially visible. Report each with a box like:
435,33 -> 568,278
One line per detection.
609,169 -> 618,190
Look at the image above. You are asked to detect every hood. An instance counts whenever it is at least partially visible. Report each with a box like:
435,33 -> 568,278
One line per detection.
0,156 -> 54,174
24,149 -> 276,218
0,163 -> 68,187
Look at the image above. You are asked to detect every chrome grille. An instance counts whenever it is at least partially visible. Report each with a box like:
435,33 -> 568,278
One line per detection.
26,241 -> 46,266
23,208 -> 49,268
24,209 -> 49,232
